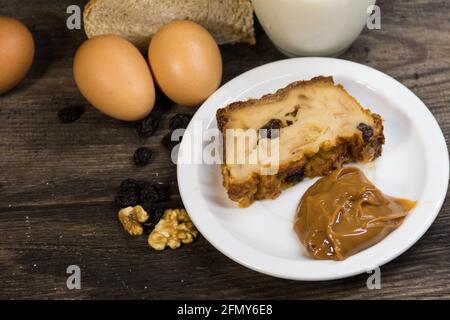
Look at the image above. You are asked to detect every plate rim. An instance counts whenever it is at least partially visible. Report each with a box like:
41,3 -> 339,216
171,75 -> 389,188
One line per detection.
177,57 -> 449,280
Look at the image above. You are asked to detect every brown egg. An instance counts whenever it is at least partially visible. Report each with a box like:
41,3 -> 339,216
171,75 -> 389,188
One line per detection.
74,35 -> 155,121
148,20 -> 222,107
0,17 -> 35,95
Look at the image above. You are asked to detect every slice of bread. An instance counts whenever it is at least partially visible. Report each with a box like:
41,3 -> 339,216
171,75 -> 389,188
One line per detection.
216,76 -> 385,207
84,0 -> 255,52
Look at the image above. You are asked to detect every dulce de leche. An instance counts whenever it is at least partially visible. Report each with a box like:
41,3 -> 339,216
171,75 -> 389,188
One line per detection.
294,167 -> 416,260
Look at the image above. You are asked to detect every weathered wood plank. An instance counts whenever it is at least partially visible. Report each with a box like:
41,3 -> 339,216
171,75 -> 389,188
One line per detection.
0,0 -> 449,299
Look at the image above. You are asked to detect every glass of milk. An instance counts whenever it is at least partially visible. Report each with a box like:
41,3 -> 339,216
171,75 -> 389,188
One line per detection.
252,0 -> 376,57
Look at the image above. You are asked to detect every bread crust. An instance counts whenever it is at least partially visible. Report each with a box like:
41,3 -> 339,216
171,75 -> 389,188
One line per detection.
83,0 -> 255,50
217,76 -> 367,131
83,0 -> 97,39
217,77 -> 385,207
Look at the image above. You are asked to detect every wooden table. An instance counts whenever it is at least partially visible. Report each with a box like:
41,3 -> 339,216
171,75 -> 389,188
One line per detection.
1,0 -> 449,299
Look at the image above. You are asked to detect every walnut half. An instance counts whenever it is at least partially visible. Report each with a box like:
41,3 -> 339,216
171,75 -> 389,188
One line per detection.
148,209 -> 199,250
118,205 -> 149,236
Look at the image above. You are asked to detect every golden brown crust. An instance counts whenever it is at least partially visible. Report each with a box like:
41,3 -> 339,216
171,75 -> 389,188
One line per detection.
83,0 -> 97,39
217,76 -> 334,132
83,0 -> 255,49
224,129 -> 384,207
217,76 -> 385,208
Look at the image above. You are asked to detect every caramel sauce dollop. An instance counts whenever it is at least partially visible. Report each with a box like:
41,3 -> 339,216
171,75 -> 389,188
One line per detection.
294,167 -> 416,260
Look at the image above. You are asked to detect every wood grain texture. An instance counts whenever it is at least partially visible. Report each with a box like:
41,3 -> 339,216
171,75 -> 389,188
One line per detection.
0,0 -> 449,299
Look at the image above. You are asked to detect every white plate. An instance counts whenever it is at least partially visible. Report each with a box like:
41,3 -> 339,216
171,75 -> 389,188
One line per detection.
177,58 -> 449,280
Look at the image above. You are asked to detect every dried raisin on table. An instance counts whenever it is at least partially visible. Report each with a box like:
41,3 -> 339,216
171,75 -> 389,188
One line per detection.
139,183 -> 168,203
136,116 -> 159,137
142,207 -> 166,234
57,105 -> 85,123
115,192 -> 139,208
162,132 -> 181,150
116,179 -> 142,207
169,113 -> 193,130
119,179 -> 141,192
116,179 -> 169,208
133,147 -> 152,166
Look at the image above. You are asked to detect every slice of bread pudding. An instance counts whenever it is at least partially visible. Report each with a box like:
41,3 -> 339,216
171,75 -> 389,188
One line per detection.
216,76 -> 384,207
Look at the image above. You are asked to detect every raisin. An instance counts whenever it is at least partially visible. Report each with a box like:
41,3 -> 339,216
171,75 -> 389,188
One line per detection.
115,192 -> 139,207
142,207 -> 166,234
57,105 -> 85,123
357,123 -> 373,142
169,113 -> 193,130
285,106 -> 299,118
139,183 -> 168,203
116,179 -> 168,207
162,132 -> 181,150
285,168 -> 305,184
133,147 -> 152,166
119,179 -> 141,192
136,116 -> 159,137
260,119 -> 282,139
116,179 -> 141,207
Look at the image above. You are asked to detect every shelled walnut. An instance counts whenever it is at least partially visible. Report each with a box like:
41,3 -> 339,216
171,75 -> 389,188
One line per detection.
148,209 -> 199,250
118,205 -> 149,236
